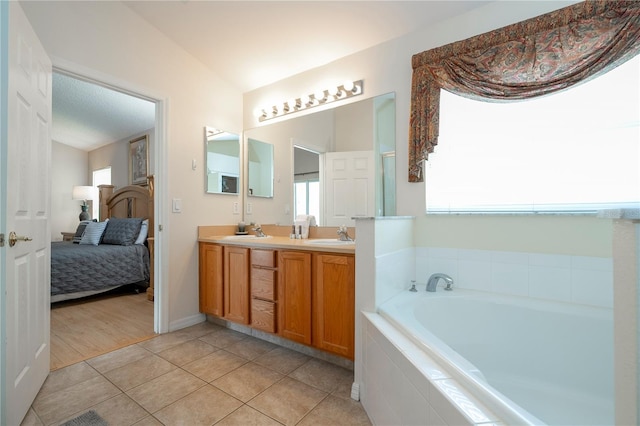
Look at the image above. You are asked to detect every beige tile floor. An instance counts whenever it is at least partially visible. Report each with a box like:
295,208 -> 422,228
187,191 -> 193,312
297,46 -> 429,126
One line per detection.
21,321 -> 371,426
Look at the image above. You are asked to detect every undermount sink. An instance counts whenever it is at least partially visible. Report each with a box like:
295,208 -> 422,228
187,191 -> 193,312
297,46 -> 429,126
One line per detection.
305,239 -> 355,245
222,235 -> 271,240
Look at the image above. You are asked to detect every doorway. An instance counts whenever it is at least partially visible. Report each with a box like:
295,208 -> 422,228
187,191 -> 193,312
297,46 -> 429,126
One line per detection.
50,69 -> 164,369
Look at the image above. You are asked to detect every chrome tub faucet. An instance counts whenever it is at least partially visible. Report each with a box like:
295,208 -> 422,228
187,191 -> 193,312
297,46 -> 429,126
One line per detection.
427,273 -> 453,292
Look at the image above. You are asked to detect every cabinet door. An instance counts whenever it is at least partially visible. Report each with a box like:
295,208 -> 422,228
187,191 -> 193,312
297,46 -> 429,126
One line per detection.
313,253 -> 355,359
198,243 -> 223,316
278,251 -> 312,345
224,246 -> 250,324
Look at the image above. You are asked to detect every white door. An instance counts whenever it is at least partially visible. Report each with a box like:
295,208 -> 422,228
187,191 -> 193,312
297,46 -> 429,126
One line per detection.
4,3 -> 52,424
324,151 -> 374,227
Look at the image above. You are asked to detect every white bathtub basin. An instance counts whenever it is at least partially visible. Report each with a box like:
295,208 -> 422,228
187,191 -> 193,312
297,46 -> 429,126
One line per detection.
305,239 -> 355,245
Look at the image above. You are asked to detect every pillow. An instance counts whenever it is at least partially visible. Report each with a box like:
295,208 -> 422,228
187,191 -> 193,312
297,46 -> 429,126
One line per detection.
79,221 -> 108,246
102,217 -> 143,246
72,220 -> 92,243
135,219 -> 149,245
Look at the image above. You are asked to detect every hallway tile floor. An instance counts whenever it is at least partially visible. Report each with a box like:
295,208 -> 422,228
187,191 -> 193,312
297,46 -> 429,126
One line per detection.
22,321 -> 371,426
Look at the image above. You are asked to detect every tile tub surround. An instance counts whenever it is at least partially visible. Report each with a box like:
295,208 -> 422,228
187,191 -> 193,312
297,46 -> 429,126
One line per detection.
413,247 -> 613,308
24,321 -> 371,426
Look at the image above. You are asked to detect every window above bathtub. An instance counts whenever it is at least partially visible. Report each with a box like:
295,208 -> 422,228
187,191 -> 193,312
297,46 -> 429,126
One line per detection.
424,55 -> 639,215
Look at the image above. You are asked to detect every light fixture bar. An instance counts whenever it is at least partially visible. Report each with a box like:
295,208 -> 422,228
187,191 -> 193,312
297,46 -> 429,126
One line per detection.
258,79 -> 364,122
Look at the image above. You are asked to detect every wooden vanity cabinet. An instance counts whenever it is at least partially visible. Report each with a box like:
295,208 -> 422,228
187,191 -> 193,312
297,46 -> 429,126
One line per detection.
199,241 -> 355,360
223,246 -> 250,324
250,249 -> 277,333
278,251 -> 312,345
312,253 -> 355,359
198,243 -> 224,316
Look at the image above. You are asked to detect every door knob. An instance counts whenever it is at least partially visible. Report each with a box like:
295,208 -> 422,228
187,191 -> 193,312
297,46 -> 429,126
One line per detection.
8,231 -> 33,247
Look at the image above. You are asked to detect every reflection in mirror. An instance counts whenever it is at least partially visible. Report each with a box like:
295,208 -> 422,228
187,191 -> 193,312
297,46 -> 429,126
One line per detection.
382,152 -> 396,216
294,146 -> 321,223
205,127 -> 240,194
244,92 -> 395,226
247,138 -> 274,198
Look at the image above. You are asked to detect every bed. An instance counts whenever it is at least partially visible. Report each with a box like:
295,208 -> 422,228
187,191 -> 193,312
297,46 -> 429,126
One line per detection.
51,177 -> 155,303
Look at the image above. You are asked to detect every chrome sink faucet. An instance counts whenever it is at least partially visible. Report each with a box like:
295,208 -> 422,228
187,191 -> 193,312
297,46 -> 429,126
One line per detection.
427,273 -> 453,292
337,225 -> 353,241
252,224 -> 266,237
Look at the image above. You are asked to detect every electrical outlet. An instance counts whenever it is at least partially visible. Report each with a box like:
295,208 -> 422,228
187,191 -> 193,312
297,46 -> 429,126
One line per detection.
246,203 -> 252,215
233,202 -> 239,214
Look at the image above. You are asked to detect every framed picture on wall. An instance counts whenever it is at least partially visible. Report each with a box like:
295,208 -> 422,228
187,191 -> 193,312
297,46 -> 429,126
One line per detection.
129,135 -> 148,185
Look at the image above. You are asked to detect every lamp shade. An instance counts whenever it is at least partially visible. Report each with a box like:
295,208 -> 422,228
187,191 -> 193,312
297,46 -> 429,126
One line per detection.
72,186 -> 96,202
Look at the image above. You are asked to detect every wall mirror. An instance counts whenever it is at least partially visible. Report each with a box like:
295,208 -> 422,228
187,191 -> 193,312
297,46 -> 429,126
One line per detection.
205,127 -> 240,194
243,92 -> 395,226
247,138 -> 274,198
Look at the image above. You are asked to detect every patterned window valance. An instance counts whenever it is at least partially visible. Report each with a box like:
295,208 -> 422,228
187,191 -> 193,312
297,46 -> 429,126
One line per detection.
409,1 -> 640,182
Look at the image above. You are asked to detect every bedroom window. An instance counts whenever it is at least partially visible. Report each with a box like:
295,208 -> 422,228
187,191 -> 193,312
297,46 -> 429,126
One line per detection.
92,167 -> 112,218
424,54 -> 639,214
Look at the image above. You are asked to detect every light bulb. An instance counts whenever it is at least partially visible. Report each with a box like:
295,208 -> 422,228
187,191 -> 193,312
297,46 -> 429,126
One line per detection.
288,98 -> 299,110
301,94 -> 311,106
343,80 -> 355,93
314,89 -> 326,103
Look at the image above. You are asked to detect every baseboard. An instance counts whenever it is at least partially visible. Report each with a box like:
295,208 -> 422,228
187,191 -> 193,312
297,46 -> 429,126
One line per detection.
205,315 -> 354,370
351,382 -> 360,401
169,313 -> 206,332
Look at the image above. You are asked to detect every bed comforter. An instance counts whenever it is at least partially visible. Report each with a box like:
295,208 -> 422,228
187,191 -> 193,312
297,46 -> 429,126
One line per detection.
51,241 -> 150,302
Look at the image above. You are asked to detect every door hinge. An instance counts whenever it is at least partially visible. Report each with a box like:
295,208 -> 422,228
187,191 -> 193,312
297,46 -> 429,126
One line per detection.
0,233 -> 4,247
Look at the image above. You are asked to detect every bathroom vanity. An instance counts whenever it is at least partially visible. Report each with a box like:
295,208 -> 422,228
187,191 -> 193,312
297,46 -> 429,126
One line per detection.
198,225 -> 355,360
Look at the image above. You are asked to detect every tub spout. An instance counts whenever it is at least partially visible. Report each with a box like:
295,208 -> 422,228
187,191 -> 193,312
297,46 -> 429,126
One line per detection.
426,273 -> 453,292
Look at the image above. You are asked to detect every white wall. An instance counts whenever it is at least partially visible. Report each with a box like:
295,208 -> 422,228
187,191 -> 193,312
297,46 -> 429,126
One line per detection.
50,141 -> 89,240
21,0 -> 243,329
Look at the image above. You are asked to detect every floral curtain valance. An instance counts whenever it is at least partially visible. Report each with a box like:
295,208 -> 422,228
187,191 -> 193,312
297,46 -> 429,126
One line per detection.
409,1 -> 640,182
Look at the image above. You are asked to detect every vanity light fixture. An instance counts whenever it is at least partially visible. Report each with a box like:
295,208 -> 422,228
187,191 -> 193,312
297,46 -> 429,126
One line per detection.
258,79 -> 363,122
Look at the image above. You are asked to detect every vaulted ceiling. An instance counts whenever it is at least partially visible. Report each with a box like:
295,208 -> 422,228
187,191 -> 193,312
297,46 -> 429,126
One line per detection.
48,1 -> 491,151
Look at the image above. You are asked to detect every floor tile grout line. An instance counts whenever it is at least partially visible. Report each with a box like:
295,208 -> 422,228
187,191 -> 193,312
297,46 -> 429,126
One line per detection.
39,322 -> 364,426
294,392 -> 333,426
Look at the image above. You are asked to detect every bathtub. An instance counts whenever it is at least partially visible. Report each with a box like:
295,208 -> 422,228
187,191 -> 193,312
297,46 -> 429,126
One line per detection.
374,288 -> 614,425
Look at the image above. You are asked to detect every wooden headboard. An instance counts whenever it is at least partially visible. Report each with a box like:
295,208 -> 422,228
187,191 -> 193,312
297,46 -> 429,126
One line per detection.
98,175 -> 154,239
98,176 -> 155,301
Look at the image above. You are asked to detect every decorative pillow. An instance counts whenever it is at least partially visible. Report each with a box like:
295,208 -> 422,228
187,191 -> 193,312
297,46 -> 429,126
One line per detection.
102,217 -> 143,246
135,219 -> 149,245
79,221 -> 108,246
72,220 -> 92,243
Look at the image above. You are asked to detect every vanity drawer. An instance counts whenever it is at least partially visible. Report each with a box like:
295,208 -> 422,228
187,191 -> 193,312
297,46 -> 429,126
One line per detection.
251,268 -> 276,300
251,249 -> 276,268
251,299 -> 276,333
